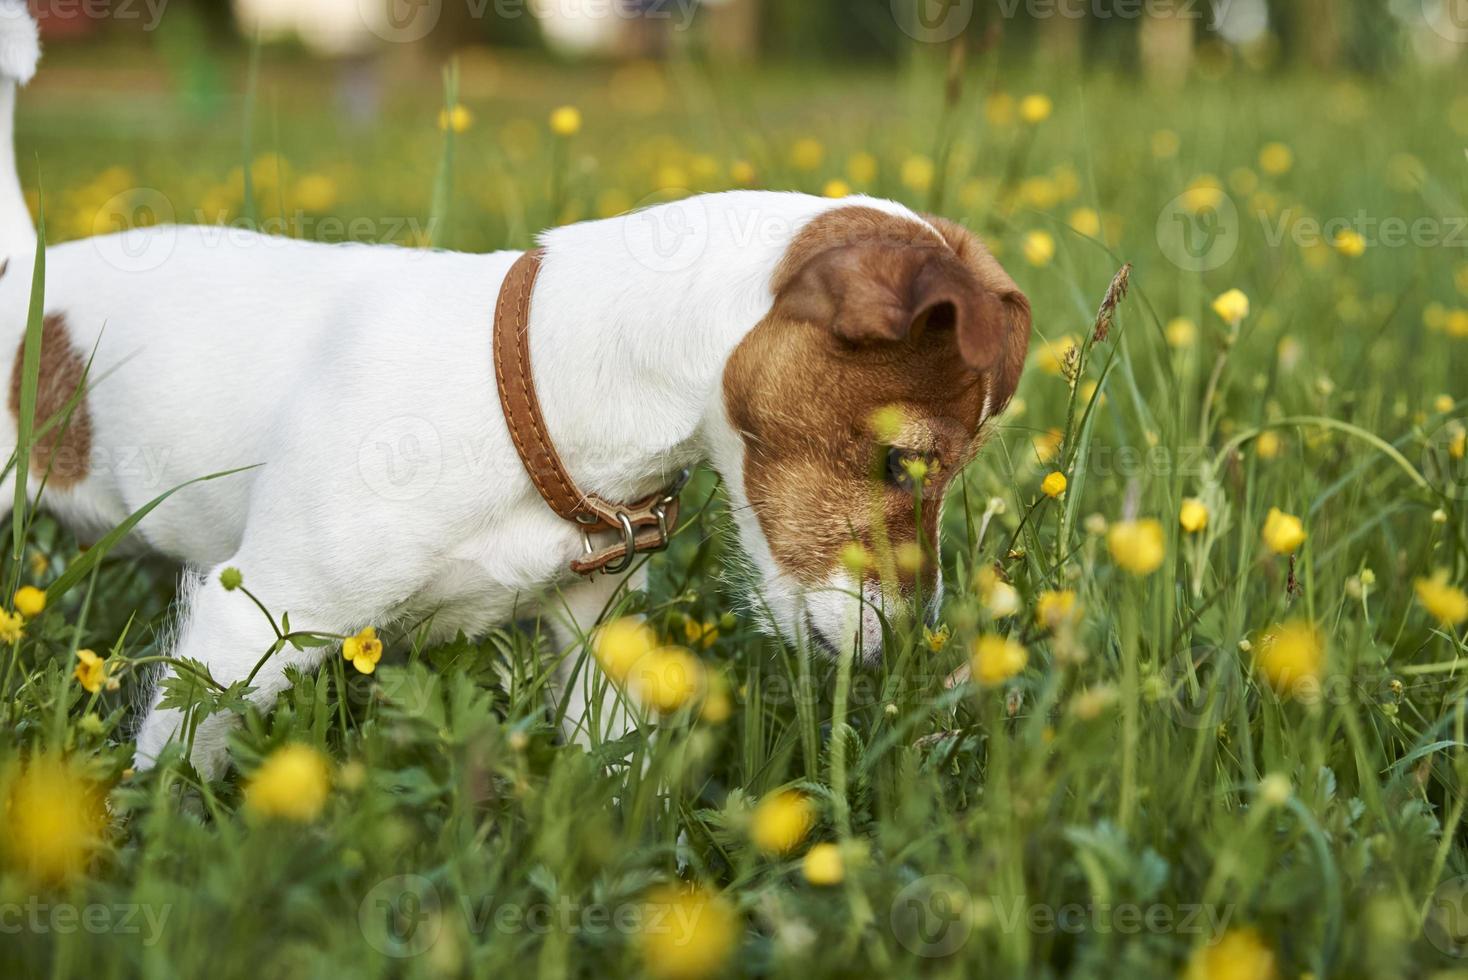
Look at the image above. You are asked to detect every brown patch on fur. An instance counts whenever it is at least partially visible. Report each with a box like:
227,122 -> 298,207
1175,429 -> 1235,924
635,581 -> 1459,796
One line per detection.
724,206 -> 1031,593
9,313 -> 92,487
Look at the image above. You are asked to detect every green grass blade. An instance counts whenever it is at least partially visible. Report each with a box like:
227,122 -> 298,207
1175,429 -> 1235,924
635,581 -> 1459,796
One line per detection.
428,59 -> 459,249
11,188 -> 46,563
45,465 -> 257,602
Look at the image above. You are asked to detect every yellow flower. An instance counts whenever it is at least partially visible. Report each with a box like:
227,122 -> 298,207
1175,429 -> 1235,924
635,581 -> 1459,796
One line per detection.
729,160 -> 757,186
548,105 -> 581,137
1212,288 -> 1250,324
1414,570 -> 1468,627
868,404 -> 906,442
1035,334 -> 1078,375
1425,302 -> 1448,331
790,137 -> 824,171
1258,142 -> 1294,176
0,609 -> 24,644
1448,308 -> 1468,338
923,623 -> 951,652
971,634 -> 1028,686
1255,430 -> 1282,460
1069,685 -> 1117,721
700,677 -> 733,725
73,649 -> 109,693
1041,471 -> 1067,498
1019,93 -> 1052,124
1260,508 -> 1306,555
293,173 -> 338,213
1022,230 -> 1056,267
13,585 -> 45,619
639,885 -> 737,980
1068,207 -> 1101,238
4,755 -> 102,883
846,151 -> 878,185
840,541 -> 871,577
593,617 -> 657,683
1151,128 -> 1180,159
1434,394 -> 1455,414
1182,175 -> 1225,214
1034,590 -> 1080,629
1107,519 -> 1166,576
633,647 -> 705,714
1032,427 -> 1063,463
683,618 -> 719,649
751,790 -> 814,855
985,92 -> 1015,126
1179,498 -> 1209,533
342,626 -> 383,675
976,567 -> 1021,618
438,104 -> 474,133
1255,621 -> 1325,696
1018,176 -> 1059,209
1229,167 -> 1259,196
1333,229 -> 1367,258
1185,927 -> 1278,980
900,155 -> 935,192
244,744 -> 332,822
822,179 -> 851,199
802,843 -> 844,885
1165,317 -> 1199,349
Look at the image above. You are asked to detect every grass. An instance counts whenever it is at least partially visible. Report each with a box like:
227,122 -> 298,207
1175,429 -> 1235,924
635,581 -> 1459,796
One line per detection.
2,42 -> 1467,979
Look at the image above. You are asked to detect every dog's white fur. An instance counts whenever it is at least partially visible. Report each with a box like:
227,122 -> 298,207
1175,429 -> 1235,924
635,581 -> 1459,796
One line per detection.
0,8 -> 946,776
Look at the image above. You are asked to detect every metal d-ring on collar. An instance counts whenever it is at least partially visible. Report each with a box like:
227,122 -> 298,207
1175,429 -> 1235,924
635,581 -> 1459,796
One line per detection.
576,468 -> 690,575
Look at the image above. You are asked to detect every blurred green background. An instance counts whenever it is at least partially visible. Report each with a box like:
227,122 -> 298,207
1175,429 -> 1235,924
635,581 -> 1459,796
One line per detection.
4,2 -> 1468,979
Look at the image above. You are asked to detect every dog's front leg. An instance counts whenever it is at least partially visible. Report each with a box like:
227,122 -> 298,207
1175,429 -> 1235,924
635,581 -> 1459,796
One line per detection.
541,566 -> 648,749
134,553 -> 384,781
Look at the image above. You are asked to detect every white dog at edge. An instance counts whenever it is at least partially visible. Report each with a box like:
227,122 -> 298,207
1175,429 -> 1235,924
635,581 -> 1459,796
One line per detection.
0,6 -> 1031,778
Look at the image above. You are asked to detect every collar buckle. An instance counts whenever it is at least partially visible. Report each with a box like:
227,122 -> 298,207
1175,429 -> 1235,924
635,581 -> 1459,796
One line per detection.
570,468 -> 689,576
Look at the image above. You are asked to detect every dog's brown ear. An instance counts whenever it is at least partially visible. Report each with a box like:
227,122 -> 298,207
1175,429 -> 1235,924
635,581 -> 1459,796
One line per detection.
771,225 -> 1032,412
922,214 -> 1032,414
770,242 -> 971,347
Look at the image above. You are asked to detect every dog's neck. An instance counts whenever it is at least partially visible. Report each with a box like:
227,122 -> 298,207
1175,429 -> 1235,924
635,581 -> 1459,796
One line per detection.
522,191 -> 931,504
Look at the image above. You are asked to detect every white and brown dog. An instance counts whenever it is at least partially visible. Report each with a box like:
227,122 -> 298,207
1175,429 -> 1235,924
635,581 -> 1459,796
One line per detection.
0,7 -> 1030,776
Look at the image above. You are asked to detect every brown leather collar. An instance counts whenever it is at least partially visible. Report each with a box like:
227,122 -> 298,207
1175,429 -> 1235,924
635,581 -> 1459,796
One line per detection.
493,249 -> 686,575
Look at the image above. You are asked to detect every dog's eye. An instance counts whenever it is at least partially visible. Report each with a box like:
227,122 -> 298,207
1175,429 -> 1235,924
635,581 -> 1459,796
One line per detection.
885,447 -> 939,494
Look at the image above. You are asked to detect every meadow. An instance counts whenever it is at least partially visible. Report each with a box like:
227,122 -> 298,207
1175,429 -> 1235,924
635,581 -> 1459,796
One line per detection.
2,39 -> 1467,979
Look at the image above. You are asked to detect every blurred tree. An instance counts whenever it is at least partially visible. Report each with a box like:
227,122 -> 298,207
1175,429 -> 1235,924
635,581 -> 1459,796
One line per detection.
704,0 -> 760,62
1037,0 -> 1085,68
1139,0 -> 1194,84
1292,0 -> 1341,70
